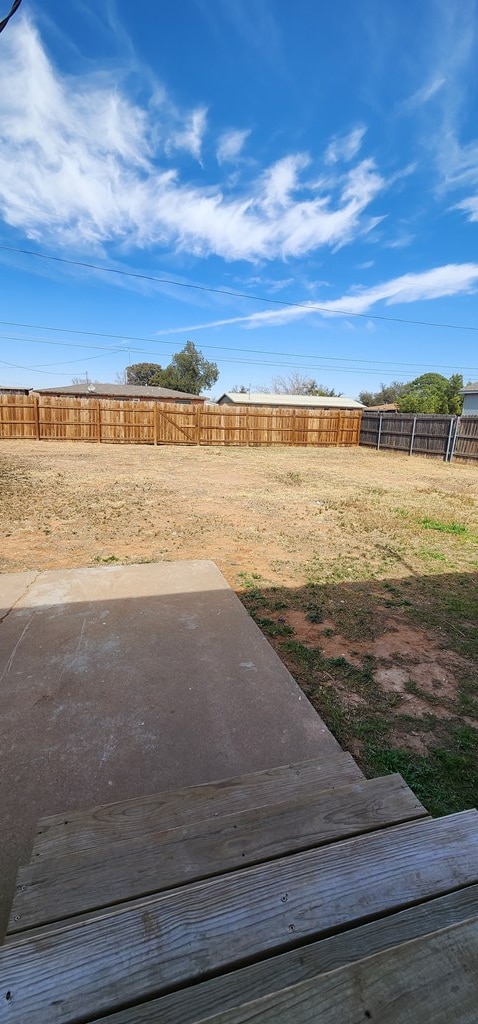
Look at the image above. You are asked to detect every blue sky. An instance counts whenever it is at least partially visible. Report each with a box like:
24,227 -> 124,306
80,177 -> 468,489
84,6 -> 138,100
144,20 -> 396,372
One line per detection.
1,0 -> 478,398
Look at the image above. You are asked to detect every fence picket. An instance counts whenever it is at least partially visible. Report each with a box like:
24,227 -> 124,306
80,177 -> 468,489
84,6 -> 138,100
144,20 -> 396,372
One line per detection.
0,396 -> 362,449
359,411 -> 478,462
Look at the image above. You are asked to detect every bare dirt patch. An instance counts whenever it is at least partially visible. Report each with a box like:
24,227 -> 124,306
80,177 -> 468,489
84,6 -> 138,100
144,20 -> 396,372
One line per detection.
1,439 -> 477,810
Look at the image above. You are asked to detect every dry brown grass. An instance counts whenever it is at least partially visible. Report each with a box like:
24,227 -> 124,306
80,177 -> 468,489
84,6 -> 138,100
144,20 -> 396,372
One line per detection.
1,440 -> 477,813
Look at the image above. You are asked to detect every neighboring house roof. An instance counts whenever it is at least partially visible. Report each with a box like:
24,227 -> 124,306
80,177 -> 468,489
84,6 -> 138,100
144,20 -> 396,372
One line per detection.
366,403 -> 399,412
0,386 -> 31,394
35,383 -> 204,401
459,382 -> 478,395
217,392 -> 364,409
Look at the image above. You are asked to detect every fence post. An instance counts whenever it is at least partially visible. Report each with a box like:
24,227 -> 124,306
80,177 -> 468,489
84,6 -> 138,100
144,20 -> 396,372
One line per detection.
195,403 -> 202,445
377,414 -> 383,450
449,417 -> 460,462
96,400 -> 101,442
33,394 -> 40,440
153,403 -> 157,445
445,417 -> 455,462
409,416 -> 417,456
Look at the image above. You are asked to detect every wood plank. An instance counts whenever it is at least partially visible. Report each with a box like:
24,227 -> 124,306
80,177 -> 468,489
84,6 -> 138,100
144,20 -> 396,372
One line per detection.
9,774 -> 427,934
189,916 -> 478,1024
29,754 -> 363,861
88,885 -> 478,1023
1,812 -> 478,1024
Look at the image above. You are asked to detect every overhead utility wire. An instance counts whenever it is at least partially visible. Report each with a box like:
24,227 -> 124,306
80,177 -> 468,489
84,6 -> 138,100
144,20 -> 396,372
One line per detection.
0,355 -> 456,380
1,244 -> 478,334
0,0 -> 22,34
1,335 -> 475,378
0,360 -> 83,377
1,325 -> 477,375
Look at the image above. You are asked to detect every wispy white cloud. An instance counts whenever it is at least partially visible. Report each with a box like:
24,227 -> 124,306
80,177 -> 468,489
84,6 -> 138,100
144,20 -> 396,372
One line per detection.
324,126 -> 366,165
454,195 -> 478,221
318,263 -> 478,314
402,75 -> 446,111
401,5 -> 478,219
216,128 -> 250,164
157,263 -> 478,333
260,154 -> 310,210
167,106 -> 208,162
385,232 -> 415,249
0,18 -> 386,262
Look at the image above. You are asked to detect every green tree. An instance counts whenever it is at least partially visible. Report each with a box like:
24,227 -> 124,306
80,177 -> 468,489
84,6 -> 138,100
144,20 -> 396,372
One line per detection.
358,381 -> 408,406
151,341 -> 218,395
126,363 -> 163,386
398,373 -> 463,414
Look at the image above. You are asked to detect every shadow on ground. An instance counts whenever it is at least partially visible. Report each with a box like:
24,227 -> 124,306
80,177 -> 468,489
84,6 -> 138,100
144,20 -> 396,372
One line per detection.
236,569 -> 478,819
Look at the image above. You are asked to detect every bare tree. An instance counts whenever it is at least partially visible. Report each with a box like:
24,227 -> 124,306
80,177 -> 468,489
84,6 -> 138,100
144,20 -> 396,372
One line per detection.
114,369 -> 128,385
263,372 -> 341,396
71,375 -> 100,385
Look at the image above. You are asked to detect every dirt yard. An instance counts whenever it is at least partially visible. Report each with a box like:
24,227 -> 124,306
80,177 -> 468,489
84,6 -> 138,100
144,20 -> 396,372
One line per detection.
1,440 -> 477,813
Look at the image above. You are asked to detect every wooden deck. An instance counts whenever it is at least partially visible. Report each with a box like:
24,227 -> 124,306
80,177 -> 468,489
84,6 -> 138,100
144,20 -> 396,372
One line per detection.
1,752 -> 478,1022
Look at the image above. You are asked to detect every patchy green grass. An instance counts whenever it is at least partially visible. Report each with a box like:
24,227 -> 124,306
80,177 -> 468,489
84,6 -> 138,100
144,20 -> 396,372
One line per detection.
239,568 -> 478,817
254,616 -> 294,638
237,571 -> 263,589
365,727 -> 478,817
418,517 -> 469,535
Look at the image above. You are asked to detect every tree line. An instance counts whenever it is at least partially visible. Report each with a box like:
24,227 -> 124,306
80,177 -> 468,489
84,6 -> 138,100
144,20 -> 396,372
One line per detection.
232,371 -> 466,413
358,374 -> 464,414
77,340 -> 466,414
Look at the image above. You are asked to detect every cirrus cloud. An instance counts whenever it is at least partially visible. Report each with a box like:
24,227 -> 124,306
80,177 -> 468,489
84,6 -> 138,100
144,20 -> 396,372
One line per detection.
154,262 -> 478,333
216,128 -> 251,164
0,17 -> 386,262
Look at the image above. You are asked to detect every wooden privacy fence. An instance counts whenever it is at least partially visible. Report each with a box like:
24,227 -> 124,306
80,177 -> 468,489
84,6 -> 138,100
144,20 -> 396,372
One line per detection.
0,394 -> 362,447
360,411 -> 478,463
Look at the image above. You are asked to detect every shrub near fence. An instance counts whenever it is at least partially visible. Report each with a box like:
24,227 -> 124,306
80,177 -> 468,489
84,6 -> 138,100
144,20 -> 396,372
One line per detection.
0,395 -> 362,448
360,411 -> 478,463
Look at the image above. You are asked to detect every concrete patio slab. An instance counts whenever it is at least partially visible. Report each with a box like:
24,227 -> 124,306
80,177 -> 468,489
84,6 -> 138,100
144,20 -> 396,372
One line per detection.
0,560 -> 341,938
0,571 -> 38,620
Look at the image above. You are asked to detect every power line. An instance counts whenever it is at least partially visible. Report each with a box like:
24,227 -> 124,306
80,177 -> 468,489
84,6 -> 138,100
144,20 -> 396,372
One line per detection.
0,338 -> 471,379
1,325 -> 477,375
1,333 -> 476,379
0,352 -> 461,381
0,0 -> 22,34
0,359 -> 78,377
29,351 -> 123,369
1,243 -> 478,334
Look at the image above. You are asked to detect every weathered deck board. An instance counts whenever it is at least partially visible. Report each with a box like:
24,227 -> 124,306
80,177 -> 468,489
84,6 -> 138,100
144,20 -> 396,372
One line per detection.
89,885 -> 478,1024
188,917 -> 478,1024
30,754 -> 363,861
10,774 -> 426,934
2,812 -> 478,1024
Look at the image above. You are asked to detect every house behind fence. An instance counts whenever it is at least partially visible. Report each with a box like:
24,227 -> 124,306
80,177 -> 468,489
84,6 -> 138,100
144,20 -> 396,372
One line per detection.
36,383 -> 205,405
459,382 -> 478,416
